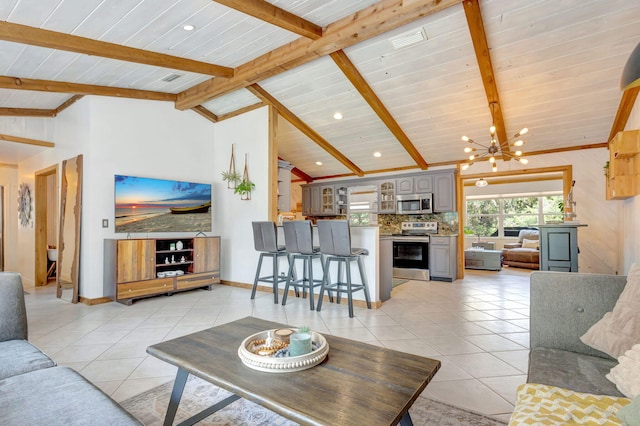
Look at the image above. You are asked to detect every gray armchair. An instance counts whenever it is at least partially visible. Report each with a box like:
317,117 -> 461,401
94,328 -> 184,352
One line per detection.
502,229 -> 540,269
0,272 -> 56,379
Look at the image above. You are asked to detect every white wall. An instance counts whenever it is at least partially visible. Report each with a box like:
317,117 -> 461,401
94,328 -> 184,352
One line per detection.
12,97 -> 271,298
621,99 -> 640,274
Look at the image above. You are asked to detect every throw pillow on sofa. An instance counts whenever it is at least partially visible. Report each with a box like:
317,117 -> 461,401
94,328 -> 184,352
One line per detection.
607,343 -> 640,399
581,263 -> 640,358
521,238 -> 539,249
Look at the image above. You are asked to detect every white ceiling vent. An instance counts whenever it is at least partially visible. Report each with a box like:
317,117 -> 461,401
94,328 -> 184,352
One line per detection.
390,28 -> 427,50
161,74 -> 183,82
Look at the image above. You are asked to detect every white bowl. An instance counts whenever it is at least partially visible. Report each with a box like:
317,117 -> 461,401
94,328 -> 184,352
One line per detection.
157,272 -> 166,278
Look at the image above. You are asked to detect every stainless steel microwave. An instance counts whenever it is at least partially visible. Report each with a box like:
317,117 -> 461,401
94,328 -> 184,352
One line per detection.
396,194 -> 433,214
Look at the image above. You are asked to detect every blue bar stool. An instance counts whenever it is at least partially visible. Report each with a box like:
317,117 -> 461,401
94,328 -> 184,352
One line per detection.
250,221 -> 289,304
281,220 -> 325,310
316,220 -> 372,318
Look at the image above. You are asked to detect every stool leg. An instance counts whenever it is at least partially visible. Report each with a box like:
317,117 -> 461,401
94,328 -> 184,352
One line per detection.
346,258 -> 354,318
281,255 -> 296,306
272,254 -> 279,304
358,256 -> 372,309
316,256 -> 331,312
302,257 -> 308,299
336,259 -> 343,305
308,257 -> 315,310
251,253 -> 265,299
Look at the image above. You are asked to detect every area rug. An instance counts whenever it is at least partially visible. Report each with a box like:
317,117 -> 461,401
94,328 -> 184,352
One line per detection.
120,376 -> 507,425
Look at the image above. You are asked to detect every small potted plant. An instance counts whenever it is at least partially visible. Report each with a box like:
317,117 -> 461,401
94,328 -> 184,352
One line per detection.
221,170 -> 241,189
234,178 -> 255,200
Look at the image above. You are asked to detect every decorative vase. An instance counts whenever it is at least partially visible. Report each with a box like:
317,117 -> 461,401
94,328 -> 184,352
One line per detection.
289,332 -> 312,356
176,240 -> 183,250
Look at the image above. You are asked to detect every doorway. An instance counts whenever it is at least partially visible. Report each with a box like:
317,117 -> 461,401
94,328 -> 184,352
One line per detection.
34,165 -> 58,287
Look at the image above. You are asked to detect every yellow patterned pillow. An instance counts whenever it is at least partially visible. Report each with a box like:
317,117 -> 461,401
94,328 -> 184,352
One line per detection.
509,383 -> 630,425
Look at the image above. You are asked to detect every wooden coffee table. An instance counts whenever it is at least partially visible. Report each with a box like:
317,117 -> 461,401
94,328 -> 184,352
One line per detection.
147,316 -> 440,426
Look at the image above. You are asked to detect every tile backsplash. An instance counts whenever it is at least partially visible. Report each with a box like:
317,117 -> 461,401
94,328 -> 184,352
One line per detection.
379,212 -> 458,235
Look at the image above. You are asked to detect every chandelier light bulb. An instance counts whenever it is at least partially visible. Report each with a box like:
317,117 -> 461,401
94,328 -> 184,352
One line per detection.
469,155 -> 475,161
461,163 -> 470,170
492,164 -> 498,172
475,178 -> 488,187
519,128 -> 528,135
519,158 -> 529,164
515,150 -> 522,156
464,147 -> 474,153
490,125 -> 496,135
461,136 -> 470,142
489,156 -> 495,163
513,140 -> 524,147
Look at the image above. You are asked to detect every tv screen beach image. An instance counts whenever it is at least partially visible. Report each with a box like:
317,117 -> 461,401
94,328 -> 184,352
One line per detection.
115,175 -> 212,233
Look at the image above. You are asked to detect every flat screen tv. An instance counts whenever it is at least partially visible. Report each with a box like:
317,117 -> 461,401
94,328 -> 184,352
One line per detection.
114,174 -> 212,233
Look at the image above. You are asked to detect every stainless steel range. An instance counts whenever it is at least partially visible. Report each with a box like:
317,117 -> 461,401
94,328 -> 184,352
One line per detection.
392,221 -> 438,281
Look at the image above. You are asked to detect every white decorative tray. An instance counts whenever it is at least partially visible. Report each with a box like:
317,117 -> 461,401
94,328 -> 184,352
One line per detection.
237,329 -> 329,373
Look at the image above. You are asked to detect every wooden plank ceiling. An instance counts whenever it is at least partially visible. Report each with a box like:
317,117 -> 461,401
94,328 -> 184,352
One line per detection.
0,0 -> 639,177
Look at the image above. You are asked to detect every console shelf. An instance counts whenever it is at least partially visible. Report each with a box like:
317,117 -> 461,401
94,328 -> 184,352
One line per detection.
606,130 -> 640,200
104,236 -> 220,305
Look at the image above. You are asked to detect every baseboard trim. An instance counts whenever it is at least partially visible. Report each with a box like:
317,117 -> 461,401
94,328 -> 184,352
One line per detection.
219,280 -> 381,309
79,296 -> 113,306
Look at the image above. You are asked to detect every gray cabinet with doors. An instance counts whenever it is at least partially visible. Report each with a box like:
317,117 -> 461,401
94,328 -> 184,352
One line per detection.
538,224 -> 586,272
320,185 -> 335,215
429,235 -> 457,282
396,175 -> 433,195
378,180 -> 396,213
432,172 -> 456,212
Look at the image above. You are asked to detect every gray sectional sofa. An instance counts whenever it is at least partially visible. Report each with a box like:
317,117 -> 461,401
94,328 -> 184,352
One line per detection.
0,272 -> 141,425
528,270 -> 627,396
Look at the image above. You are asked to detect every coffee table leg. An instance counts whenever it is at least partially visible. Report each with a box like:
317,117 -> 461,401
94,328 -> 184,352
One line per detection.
164,367 -> 189,426
399,411 -> 414,426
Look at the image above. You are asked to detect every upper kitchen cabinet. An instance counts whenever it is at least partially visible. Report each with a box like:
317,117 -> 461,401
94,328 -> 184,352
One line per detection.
396,175 -> 433,195
378,180 -> 396,213
320,185 -> 336,215
432,172 -> 456,212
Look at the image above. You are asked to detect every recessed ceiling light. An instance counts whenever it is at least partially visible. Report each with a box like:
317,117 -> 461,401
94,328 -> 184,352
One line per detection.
161,74 -> 183,82
315,161 -> 323,166
183,24 -> 195,31
333,112 -> 343,120
373,152 -> 382,158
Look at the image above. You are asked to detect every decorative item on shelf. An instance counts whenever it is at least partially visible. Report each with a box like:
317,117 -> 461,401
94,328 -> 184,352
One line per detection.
176,240 -> 183,250
180,256 -> 186,263
234,153 -> 255,200
170,243 -> 176,250
603,161 -> 610,179
460,102 -> 529,172
564,180 -> 578,222
17,182 -> 32,227
222,144 -> 241,189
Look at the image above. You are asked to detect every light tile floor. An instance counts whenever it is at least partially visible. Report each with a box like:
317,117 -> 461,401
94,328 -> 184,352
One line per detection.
25,268 -> 531,423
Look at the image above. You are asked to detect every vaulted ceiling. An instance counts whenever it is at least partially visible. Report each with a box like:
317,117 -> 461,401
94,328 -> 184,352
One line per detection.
1,0 -> 639,180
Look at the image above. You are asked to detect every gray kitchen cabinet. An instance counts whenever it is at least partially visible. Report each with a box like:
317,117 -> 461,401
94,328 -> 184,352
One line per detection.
320,185 -> 336,215
310,186 -> 321,215
432,172 -> 455,212
378,180 -> 396,213
429,235 -> 457,282
538,224 -> 586,272
396,175 -> 433,195
301,186 -> 312,216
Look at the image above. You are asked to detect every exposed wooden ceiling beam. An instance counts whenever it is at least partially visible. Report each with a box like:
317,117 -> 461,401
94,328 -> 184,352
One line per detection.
0,21 -> 233,78
0,107 -> 54,117
248,84 -> 364,176
53,95 -> 84,116
212,0 -> 323,40
0,76 -> 176,101
608,87 -> 640,142
0,133 -> 54,148
463,0 -> 511,154
176,0 -> 463,110
191,106 -> 219,123
330,50 -> 429,170
279,157 -> 314,183
217,102 -> 265,122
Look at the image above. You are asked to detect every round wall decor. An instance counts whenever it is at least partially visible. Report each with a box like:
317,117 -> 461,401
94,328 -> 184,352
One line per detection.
18,183 -> 32,227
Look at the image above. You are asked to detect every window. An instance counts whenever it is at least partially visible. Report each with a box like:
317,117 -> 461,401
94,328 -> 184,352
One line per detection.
465,194 -> 563,238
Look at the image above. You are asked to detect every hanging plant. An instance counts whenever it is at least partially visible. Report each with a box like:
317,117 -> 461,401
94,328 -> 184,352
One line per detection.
222,144 -> 240,189
235,153 -> 254,200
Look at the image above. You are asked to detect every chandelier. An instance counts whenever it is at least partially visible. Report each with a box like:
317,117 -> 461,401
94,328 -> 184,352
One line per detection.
460,102 -> 529,172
